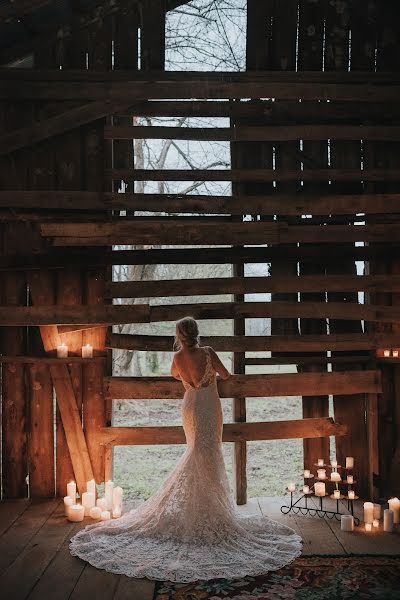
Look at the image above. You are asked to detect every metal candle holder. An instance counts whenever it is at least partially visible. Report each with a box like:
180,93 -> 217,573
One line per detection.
281,463 -> 360,526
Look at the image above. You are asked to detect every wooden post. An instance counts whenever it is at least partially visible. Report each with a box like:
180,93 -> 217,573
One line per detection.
140,0 -> 166,70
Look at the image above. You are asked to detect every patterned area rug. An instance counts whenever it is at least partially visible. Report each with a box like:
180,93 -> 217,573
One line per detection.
153,557 -> 400,600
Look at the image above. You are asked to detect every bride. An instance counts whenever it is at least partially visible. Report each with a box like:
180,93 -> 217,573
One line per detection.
70,317 -> 302,582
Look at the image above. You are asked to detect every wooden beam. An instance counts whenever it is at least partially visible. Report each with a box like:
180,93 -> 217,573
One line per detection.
0,101 -> 131,157
104,370 -> 381,399
104,124 -> 400,142
43,221 -> 400,247
3,300 -> 400,325
99,417 -> 348,445
106,274 -> 400,299
106,331 -> 400,352
49,364 -> 94,496
3,191 -> 400,216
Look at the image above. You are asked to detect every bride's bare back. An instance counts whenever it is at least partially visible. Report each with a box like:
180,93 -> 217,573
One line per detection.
171,345 -> 230,388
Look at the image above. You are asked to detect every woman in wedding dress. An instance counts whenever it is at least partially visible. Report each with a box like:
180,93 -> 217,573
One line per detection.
70,317 -> 302,582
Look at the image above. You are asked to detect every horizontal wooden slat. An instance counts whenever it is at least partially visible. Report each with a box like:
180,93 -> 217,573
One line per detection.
106,332 -> 400,352
105,371 -> 381,399
108,168 -> 400,182
43,222 -> 400,247
0,244 -> 398,271
99,418 -> 348,445
0,304 -> 150,326
245,355 -> 373,366
105,125 -> 400,142
3,191 -> 400,215
106,274 -> 400,298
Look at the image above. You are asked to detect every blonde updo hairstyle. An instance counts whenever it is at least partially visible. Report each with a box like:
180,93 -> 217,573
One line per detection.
174,316 -> 200,351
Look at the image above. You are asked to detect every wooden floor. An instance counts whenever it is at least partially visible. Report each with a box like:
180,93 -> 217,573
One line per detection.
1,495 -> 399,600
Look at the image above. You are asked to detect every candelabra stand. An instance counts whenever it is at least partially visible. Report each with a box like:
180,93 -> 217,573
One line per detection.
281,463 -> 360,526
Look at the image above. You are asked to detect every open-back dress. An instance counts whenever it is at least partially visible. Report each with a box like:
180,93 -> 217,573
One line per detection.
70,346 -> 302,582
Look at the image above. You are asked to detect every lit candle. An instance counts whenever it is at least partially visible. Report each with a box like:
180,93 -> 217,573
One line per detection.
86,479 -> 96,496
304,469 -> 311,478
101,510 -> 111,521
112,507 -> 122,519
57,343 -> 68,358
89,506 -> 102,520
105,480 -> 114,509
67,481 -> 76,499
331,472 -> 341,482
373,519 -> 379,528
82,492 -> 95,516
82,343 -> 93,359
317,459 -> 324,467
383,349 -> 390,357
317,469 -> 326,480
347,475 -> 354,484
348,490 -> 355,500
388,497 -> 400,524
64,496 -> 74,516
364,501 -> 374,524
346,457 -> 354,469
334,489 -> 341,500
96,497 -> 107,511
373,503 -> 381,520
341,515 -> 354,531
67,504 -> 84,522
315,482 -> 326,497
393,350 -> 399,358
288,482 -> 296,492
331,460 -> 338,468
365,523 -> 372,532
112,486 -> 123,510
303,485 -> 310,494
384,509 -> 394,532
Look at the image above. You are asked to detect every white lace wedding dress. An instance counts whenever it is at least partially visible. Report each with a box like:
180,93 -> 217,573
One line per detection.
70,347 -> 302,582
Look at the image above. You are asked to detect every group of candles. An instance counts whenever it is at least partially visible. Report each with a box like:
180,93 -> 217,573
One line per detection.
363,497 -> 400,533
287,456 -> 355,499
57,343 -> 93,358
64,479 -> 123,522
382,349 -> 399,358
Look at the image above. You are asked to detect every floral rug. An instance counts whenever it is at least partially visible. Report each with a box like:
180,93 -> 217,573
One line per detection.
153,557 -> 400,600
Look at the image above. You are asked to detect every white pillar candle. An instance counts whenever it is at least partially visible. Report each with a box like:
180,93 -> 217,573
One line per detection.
112,507 -> 122,519
347,475 -> 354,484
82,343 -> 93,358
112,486 -> 123,509
105,480 -> 114,509
331,460 -> 338,468
341,515 -> 354,531
287,482 -> 296,492
303,485 -> 310,494
383,349 -> 390,357
364,501 -> 374,524
373,503 -> 381,520
317,469 -> 326,480
348,490 -> 355,500
331,472 -> 341,482
101,510 -> 111,521
388,497 -> 400,524
64,496 -> 74,516
365,523 -> 372,532
304,469 -> 311,478
86,479 -> 96,496
315,482 -> 326,497
384,509 -> 394,532
96,497 -> 107,511
393,350 -> 399,358
67,504 -> 84,522
57,343 -> 68,358
373,519 -> 379,528
334,489 -> 341,500
346,457 -> 354,469
67,481 -> 76,499
317,459 -> 324,467
89,506 -> 102,520
82,492 -> 95,516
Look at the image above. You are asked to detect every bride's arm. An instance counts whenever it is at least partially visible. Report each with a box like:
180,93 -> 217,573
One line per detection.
208,347 -> 231,380
170,356 -> 182,381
